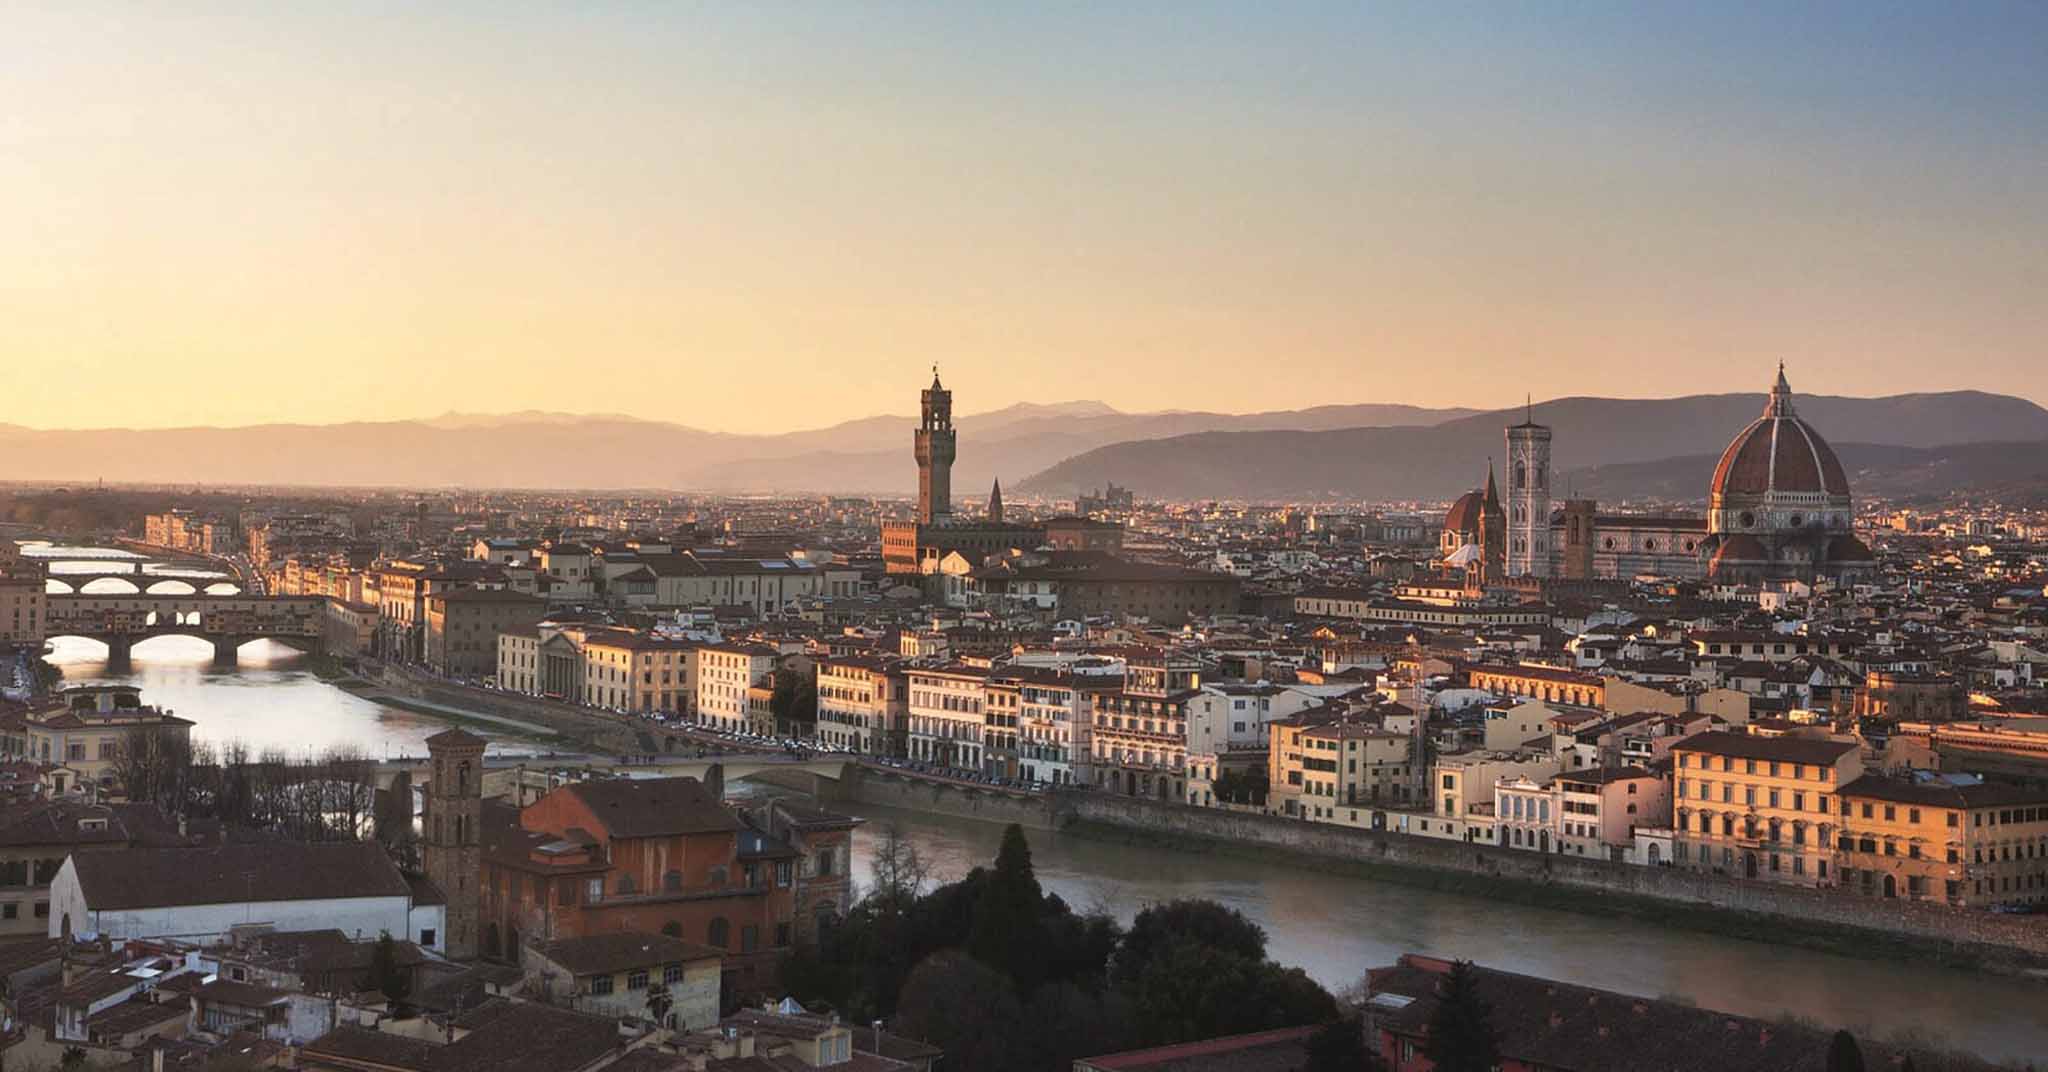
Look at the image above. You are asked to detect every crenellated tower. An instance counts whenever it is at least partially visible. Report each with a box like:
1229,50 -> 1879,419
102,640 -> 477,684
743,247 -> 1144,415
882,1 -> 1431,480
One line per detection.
914,368 -> 957,524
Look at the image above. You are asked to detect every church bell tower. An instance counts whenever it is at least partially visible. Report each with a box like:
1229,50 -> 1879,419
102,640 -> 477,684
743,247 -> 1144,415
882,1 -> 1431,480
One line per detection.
1505,402 -> 1553,578
914,368 -> 957,525
422,727 -> 485,960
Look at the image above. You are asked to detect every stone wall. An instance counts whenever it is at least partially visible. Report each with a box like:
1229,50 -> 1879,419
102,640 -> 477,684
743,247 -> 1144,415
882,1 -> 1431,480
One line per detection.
843,767 -> 1060,829
1055,792 -> 2048,960
374,665 -> 650,754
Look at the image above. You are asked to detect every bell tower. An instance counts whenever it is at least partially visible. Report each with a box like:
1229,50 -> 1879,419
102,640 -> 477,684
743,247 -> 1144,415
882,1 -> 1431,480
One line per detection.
914,367 -> 957,525
422,728 -> 485,960
1505,400 -> 1553,578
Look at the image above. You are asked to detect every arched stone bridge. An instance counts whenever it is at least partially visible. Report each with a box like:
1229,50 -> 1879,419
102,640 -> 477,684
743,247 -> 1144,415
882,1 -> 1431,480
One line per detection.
45,593 -> 325,669
43,569 -> 242,595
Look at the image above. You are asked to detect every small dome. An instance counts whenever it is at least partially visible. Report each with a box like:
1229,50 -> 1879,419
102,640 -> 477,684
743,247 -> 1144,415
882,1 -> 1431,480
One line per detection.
1710,367 -> 1848,500
1709,533 -> 1769,573
1444,491 -> 1486,534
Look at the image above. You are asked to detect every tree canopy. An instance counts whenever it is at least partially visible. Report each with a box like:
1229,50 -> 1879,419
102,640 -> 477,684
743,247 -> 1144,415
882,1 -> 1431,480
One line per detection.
782,823 -> 1345,1072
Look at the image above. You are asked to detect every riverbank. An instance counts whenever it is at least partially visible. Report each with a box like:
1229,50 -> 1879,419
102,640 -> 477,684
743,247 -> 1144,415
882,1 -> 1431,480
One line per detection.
1050,794 -> 2048,981
1064,818 -> 2037,978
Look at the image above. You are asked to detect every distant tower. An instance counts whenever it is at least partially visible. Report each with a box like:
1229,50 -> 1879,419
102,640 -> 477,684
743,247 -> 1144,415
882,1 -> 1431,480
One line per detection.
1476,461 -> 1506,586
914,368 -> 957,524
987,478 -> 1004,523
422,728 -> 485,960
1505,400 -> 1553,578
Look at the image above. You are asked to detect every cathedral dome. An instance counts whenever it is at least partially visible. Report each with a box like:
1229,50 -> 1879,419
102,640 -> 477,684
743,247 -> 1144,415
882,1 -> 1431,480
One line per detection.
1710,368 -> 1849,500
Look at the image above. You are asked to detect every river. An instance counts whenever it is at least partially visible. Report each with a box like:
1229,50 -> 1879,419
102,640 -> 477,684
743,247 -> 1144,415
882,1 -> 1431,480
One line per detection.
40,636 -> 538,759
829,806 -> 2048,1064
28,631 -> 2048,1062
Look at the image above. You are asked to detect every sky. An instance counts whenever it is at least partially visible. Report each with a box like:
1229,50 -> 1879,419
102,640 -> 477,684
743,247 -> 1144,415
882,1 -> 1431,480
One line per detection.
5,3 -> 2046,433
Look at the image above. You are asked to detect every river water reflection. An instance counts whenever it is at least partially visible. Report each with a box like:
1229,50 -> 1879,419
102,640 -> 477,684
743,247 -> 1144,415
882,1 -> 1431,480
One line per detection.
41,636 -> 527,758
837,803 -> 2048,1065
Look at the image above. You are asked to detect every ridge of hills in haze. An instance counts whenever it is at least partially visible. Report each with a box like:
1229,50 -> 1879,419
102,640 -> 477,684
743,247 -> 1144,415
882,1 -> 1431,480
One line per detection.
0,401 -> 1475,491
1017,390 -> 2048,502
3,391 -> 2043,501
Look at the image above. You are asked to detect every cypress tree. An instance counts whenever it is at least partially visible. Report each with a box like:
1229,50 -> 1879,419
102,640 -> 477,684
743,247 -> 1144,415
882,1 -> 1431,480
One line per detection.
968,824 -> 1046,991
1421,961 -> 1500,1072
1826,1030 -> 1866,1072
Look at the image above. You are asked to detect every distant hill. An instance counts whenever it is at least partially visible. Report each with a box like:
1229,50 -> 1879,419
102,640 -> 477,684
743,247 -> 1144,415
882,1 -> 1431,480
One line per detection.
0,400 -> 1474,491
1017,391 -> 2048,501
1560,440 -> 2048,505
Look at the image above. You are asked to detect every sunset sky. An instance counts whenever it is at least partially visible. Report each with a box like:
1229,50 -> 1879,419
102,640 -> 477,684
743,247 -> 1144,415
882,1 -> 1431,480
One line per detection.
6,4 -> 2045,433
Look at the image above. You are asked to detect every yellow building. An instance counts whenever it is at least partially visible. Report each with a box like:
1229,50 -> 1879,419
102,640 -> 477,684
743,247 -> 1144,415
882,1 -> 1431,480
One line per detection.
24,687 -> 194,799
1268,715 -> 1416,821
1671,730 -> 1861,886
0,571 -> 45,647
579,630 -> 697,715
1837,776 -> 2048,908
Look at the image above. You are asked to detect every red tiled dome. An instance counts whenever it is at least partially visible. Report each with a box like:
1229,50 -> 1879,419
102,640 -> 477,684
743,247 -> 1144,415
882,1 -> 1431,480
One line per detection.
1444,490 -> 1486,534
1709,367 -> 1848,500
1712,533 -> 1768,562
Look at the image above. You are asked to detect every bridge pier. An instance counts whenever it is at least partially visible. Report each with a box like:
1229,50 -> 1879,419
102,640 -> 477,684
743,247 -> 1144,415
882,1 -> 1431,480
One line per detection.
211,637 -> 241,668
104,636 -> 133,674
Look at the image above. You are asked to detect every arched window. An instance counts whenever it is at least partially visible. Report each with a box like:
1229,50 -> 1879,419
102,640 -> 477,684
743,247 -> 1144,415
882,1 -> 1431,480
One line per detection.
1514,463 -> 1526,489
708,917 -> 731,949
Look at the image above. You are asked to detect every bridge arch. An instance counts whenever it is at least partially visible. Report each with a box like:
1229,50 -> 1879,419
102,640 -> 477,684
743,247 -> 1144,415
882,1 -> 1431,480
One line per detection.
142,578 -> 199,596
76,577 -> 144,595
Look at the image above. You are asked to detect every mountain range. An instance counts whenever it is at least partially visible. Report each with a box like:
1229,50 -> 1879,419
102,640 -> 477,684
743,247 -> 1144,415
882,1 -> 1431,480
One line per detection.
1017,390 -> 2048,502
4,389 -> 2042,501
0,401 -> 1472,492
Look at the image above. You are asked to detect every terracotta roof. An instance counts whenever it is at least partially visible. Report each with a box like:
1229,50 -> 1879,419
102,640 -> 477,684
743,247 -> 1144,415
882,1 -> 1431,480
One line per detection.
533,931 -> 721,976
68,842 -> 412,910
1076,1026 -> 1318,1071
563,777 -> 742,839
1670,730 -> 1859,766
1368,954 -> 1997,1072
1839,775 -> 2048,810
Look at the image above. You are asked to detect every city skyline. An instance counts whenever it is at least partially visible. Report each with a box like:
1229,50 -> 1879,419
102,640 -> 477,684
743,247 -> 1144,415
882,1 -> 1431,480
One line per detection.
8,4 -> 2047,432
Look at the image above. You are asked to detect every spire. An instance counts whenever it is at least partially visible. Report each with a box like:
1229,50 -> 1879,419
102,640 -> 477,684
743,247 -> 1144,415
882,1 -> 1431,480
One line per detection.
1765,361 -> 1795,417
988,477 -> 1004,523
931,363 -> 944,390
1483,458 -> 1500,506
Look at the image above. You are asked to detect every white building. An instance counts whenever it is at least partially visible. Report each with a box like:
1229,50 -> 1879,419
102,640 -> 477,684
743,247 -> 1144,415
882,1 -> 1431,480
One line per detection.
48,843 -> 444,952
695,643 -> 782,733
905,665 -> 990,770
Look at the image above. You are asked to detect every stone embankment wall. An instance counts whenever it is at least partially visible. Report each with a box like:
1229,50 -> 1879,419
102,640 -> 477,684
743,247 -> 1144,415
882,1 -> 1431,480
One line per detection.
840,766 -> 1060,829
374,666 -> 650,754
1056,792 -> 2048,961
